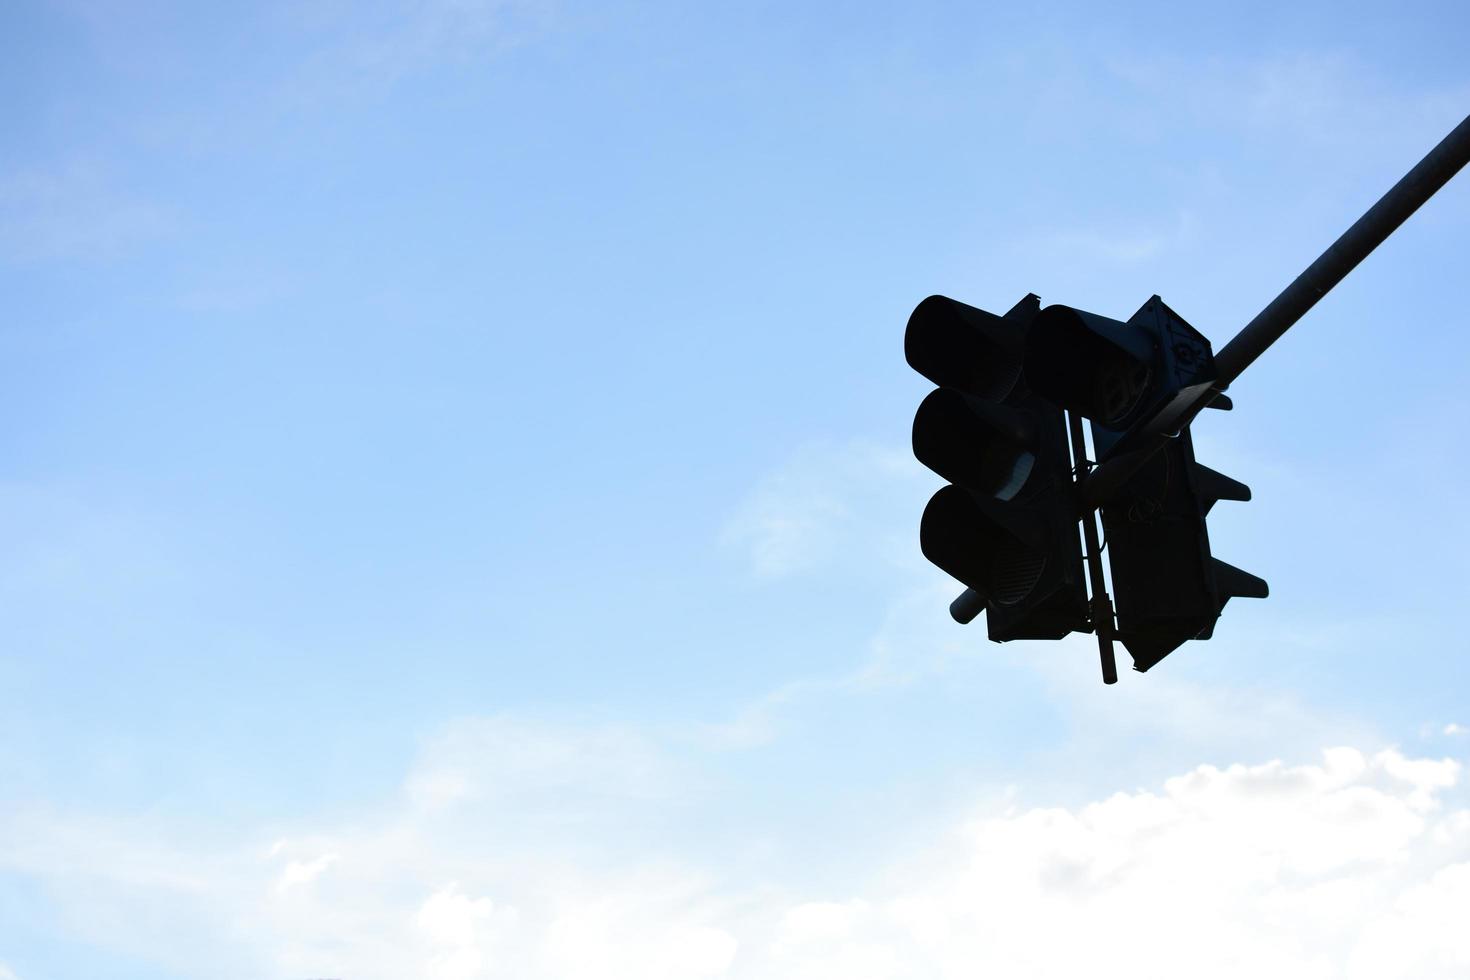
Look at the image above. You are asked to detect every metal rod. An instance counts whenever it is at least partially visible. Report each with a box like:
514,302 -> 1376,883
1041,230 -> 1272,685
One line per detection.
1083,442 -> 1161,511
1083,112 -> 1470,510
1215,112 -> 1470,383
1067,410 -> 1118,684
949,587 -> 985,624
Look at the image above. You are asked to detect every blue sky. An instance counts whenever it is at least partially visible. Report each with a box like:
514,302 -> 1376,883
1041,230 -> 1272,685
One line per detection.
3,1 -> 1470,977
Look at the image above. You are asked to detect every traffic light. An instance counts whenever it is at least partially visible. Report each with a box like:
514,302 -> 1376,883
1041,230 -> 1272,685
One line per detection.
1092,429 -> 1268,669
901,117 -> 1470,680
1023,295 -> 1217,443
1023,296 -> 1266,670
905,294 -> 1089,641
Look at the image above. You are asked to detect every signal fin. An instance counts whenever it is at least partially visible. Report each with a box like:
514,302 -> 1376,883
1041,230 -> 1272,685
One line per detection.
1195,464 -> 1251,514
1212,559 -> 1269,600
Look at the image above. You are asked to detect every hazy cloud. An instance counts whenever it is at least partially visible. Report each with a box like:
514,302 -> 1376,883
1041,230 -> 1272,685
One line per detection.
403,714 -> 679,814
286,0 -> 558,100
2,738 -> 1467,978
1104,50 -> 1470,152
720,441 -> 926,579
1017,210 -> 1199,268
0,164 -> 176,263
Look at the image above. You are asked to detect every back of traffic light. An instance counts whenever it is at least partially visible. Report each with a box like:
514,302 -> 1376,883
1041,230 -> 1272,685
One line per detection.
1024,296 -> 1266,671
905,294 -> 1089,643
902,116 -> 1470,683
1091,427 -> 1267,670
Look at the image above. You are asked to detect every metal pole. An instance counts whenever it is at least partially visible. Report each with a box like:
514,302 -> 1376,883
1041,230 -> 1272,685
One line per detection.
1215,112 -> 1470,384
1068,411 -> 1118,684
1083,112 -> 1470,509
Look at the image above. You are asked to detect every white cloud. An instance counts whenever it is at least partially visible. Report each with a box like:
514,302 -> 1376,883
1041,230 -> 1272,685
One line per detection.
3,734 -> 1469,979
416,884 -> 517,980
760,748 -> 1470,980
276,852 -> 340,893
1446,723 -> 1467,737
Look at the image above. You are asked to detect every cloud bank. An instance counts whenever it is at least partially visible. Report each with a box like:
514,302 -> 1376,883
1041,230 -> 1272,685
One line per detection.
3,725 -> 1467,980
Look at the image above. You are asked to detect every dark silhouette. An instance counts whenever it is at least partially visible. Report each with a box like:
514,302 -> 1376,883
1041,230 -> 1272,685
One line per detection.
904,113 -> 1470,683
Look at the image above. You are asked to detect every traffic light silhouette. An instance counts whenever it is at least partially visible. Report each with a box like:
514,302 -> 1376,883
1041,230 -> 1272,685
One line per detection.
1024,296 -> 1266,670
903,115 -> 1470,679
906,294 -> 1089,641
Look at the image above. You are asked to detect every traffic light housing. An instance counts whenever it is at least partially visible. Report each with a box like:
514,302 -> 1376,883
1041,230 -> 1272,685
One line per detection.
1093,427 -> 1268,669
901,114 -> 1470,679
1024,295 -> 1217,440
906,294 -> 1089,642
1023,295 -> 1266,670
